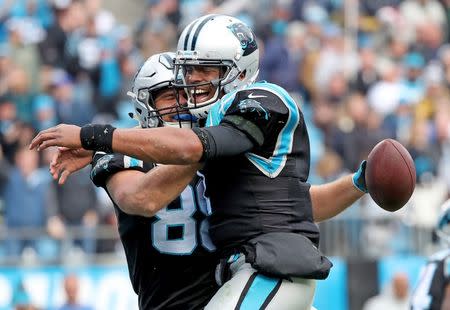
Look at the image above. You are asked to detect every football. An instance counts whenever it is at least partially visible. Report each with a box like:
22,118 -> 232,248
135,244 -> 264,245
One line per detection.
366,139 -> 416,212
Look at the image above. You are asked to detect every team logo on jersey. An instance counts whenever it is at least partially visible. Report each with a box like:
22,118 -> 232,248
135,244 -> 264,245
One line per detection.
90,154 -> 115,180
238,99 -> 269,120
227,23 -> 258,56
97,154 -> 114,170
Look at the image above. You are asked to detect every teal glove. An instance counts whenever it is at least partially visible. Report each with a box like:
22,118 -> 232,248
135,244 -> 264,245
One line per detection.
352,160 -> 368,193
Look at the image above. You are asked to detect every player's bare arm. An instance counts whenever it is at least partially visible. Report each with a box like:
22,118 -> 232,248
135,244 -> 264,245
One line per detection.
111,127 -> 203,164
105,164 -> 201,217
311,174 -> 365,222
30,124 -> 204,165
311,160 -> 367,222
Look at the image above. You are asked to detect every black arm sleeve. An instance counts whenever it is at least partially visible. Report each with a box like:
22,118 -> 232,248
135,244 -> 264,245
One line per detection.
192,123 -> 255,161
90,152 -> 154,187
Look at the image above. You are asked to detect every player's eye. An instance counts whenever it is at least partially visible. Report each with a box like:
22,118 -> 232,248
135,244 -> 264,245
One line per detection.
203,66 -> 215,72
184,66 -> 194,75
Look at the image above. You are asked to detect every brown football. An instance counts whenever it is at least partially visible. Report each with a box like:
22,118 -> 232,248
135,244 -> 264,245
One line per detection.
366,139 -> 416,212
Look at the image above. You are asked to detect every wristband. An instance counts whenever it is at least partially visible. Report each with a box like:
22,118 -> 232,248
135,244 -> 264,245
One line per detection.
80,124 -> 116,153
191,127 -> 209,162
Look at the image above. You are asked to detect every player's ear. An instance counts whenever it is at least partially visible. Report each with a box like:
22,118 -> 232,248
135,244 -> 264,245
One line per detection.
238,70 -> 247,80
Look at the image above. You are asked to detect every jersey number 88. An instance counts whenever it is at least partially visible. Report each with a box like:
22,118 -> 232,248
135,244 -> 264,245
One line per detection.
152,174 -> 215,255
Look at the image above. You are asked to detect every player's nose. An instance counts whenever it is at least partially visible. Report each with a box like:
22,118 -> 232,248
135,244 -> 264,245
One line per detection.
177,91 -> 188,106
186,68 -> 204,83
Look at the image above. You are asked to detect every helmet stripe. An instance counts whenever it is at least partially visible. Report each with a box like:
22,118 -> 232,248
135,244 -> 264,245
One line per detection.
183,20 -> 197,50
190,14 -> 219,50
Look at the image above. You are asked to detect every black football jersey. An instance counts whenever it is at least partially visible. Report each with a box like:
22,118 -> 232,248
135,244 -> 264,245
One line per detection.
102,166 -> 218,309
411,248 -> 450,310
204,81 -> 319,254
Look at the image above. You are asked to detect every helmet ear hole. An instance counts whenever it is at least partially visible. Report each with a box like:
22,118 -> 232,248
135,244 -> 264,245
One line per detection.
220,66 -> 228,77
239,70 -> 247,80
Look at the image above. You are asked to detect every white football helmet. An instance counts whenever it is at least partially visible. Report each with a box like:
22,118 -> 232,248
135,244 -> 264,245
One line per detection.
127,52 -> 195,128
436,199 -> 450,244
174,14 -> 260,119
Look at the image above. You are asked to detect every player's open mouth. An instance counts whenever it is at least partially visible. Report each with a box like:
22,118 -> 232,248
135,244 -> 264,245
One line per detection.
191,88 -> 211,103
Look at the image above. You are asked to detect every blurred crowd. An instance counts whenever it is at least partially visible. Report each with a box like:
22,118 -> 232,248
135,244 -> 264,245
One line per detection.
1,0 -> 450,263
10,273 -> 94,310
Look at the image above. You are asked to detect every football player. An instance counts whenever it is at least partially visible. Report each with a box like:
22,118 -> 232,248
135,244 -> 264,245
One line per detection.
50,52 -> 218,309
30,15 -> 368,309
411,200 -> 450,310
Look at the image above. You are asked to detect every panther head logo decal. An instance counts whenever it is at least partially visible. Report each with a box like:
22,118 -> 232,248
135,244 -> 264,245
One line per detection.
227,23 -> 258,56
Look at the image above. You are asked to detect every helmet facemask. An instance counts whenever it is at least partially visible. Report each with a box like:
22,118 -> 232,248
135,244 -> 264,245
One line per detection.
128,84 -> 196,129
128,52 -> 197,129
173,57 -> 240,119
175,14 -> 260,118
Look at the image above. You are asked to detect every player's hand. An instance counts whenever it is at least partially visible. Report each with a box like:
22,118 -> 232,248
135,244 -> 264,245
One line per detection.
50,147 -> 93,184
29,124 -> 82,151
352,160 -> 368,193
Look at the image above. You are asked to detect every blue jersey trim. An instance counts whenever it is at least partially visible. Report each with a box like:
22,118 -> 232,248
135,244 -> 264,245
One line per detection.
240,274 -> 279,310
245,83 -> 299,178
206,82 -> 300,178
206,91 -> 237,127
